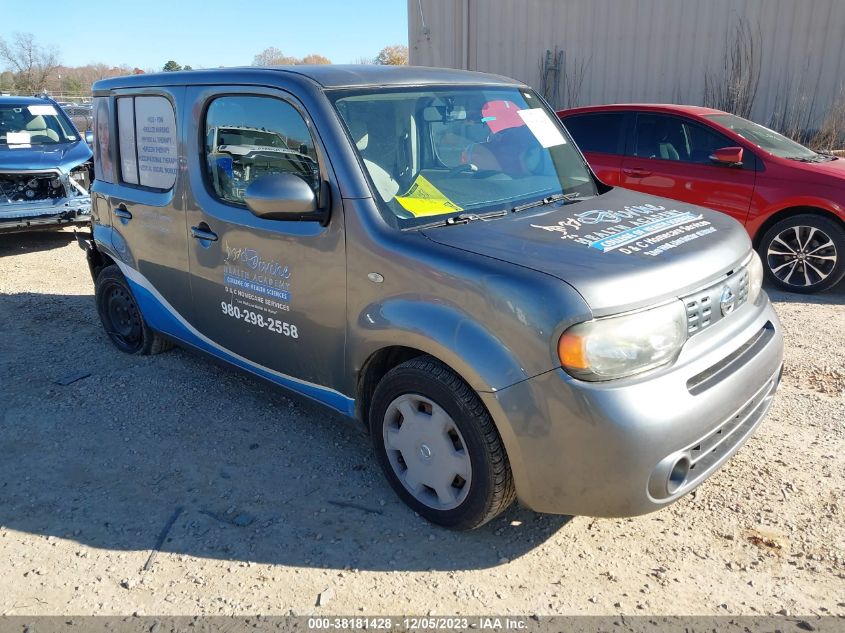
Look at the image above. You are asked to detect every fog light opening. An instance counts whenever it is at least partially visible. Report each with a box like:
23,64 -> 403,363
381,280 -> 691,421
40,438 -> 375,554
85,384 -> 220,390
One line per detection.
667,456 -> 691,495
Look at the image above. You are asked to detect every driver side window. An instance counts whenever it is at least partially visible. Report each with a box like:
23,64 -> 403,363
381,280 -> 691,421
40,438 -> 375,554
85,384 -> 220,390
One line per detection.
204,95 -> 319,205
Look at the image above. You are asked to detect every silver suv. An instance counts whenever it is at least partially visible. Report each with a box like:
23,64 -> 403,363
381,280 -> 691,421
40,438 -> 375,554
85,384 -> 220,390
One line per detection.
80,66 -> 783,529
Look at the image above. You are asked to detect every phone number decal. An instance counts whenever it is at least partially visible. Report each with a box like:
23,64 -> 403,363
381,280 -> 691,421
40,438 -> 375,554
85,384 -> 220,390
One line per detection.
221,301 -> 299,338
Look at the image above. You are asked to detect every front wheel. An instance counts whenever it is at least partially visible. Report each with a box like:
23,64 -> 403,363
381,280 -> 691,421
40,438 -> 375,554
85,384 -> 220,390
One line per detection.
369,356 -> 515,530
758,214 -> 845,293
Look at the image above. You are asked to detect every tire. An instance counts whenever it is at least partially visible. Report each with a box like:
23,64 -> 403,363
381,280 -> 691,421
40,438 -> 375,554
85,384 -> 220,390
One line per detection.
757,213 -> 845,294
369,356 -> 515,530
95,265 -> 171,355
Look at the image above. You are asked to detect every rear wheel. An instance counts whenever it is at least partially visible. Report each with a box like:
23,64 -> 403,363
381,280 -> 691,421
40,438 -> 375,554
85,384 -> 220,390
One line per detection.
369,356 -> 515,530
95,265 -> 171,355
758,214 -> 845,293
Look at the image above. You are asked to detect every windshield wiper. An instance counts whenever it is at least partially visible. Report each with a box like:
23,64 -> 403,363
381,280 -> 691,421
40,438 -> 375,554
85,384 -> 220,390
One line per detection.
512,192 -> 586,214
785,155 -> 825,163
406,209 -> 509,231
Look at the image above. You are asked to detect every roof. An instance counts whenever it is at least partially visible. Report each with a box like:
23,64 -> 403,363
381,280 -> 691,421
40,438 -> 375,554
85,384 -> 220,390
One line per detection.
0,95 -> 54,105
94,65 -> 522,92
558,104 -> 726,117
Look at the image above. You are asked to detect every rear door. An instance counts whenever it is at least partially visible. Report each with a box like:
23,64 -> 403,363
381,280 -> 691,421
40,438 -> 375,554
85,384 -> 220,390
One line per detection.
93,89 -> 193,326
560,111 -> 628,186
620,112 -> 756,224
182,86 -> 348,401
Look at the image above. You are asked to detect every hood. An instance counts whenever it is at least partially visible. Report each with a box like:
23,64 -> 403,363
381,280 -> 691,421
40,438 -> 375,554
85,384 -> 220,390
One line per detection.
0,141 -> 92,173
422,188 -> 752,314
793,155 -> 845,180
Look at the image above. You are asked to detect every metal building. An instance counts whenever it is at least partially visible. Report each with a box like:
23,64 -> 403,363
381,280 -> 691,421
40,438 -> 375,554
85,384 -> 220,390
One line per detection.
408,0 -> 845,131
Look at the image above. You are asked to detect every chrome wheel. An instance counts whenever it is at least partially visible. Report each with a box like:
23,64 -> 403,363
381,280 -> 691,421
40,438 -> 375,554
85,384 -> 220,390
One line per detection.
382,394 -> 472,511
766,225 -> 837,288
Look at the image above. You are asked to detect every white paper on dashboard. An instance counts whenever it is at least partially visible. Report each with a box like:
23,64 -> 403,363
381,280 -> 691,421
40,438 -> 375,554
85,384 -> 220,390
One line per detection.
517,108 -> 567,148
7,131 -> 31,144
28,105 -> 58,116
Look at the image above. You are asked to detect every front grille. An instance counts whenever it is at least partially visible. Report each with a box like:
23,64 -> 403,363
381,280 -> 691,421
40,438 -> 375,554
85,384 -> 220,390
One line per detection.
682,261 -> 750,336
685,294 -> 713,334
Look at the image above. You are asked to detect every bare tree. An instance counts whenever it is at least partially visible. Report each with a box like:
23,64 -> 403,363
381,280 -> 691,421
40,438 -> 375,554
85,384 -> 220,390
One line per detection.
252,47 -> 300,66
539,47 -> 589,109
702,16 -> 761,119
807,84 -> 845,150
768,60 -> 819,143
375,45 -> 409,66
0,32 -> 60,94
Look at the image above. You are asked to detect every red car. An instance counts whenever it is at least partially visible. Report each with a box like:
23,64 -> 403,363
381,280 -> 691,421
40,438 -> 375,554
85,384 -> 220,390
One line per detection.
558,104 -> 845,293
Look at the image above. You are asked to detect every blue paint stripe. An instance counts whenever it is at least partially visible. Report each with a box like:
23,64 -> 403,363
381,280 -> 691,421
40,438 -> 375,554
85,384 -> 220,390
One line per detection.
124,275 -> 356,417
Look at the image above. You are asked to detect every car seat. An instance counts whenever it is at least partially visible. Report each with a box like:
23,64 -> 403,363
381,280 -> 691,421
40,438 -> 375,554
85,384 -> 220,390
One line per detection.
25,116 -> 60,143
347,117 -> 400,202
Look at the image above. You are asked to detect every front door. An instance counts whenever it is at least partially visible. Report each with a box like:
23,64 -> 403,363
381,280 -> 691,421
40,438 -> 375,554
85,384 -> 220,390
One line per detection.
620,113 -> 756,225
183,86 -> 348,409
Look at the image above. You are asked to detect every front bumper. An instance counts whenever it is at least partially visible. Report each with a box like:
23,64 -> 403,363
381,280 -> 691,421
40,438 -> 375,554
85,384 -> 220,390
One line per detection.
481,293 -> 784,517
0,206 -> 91,233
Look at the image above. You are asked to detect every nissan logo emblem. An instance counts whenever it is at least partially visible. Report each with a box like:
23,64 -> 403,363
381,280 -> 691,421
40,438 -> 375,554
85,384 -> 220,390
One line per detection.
720,285 -> 736,316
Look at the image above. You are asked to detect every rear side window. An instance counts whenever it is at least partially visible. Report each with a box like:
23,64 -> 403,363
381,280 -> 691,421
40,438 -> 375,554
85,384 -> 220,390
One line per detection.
204,95 -> 320,205
93,97 -> 114,183
115,95 -> 177,190
563,113 -> 625,154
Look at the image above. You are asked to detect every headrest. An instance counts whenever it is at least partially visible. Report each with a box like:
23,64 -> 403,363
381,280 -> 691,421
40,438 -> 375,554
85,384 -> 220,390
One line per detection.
347,118 -> 369,151
26,116 -> 47,131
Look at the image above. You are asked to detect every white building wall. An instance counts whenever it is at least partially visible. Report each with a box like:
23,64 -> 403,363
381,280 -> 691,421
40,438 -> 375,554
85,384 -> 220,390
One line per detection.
408,0 -> 845,129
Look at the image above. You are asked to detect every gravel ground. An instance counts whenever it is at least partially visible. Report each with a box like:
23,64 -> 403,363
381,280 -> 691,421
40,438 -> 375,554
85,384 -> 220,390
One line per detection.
0,228 -> 842,617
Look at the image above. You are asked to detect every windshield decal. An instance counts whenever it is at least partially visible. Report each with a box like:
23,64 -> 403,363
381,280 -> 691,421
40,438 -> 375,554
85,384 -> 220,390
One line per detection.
517,108 -> 566,148
6,131 -> 31,146
395,174 -> 463,217
531,204 -> 717,256
27,105 -> 58,116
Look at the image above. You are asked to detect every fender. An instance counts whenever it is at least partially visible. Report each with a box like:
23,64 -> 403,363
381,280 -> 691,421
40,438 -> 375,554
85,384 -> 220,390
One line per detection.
352,297 -> 532,394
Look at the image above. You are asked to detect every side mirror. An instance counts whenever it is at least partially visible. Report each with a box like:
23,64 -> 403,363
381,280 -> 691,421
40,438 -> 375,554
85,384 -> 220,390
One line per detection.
243,173 -> 327,222
710,146 -> 744,167
84,131 -> 94,146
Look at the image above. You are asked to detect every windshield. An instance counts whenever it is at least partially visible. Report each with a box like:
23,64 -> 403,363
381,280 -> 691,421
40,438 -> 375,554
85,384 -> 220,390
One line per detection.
0,103 -> 78,146
706,113 -> 820,160
330,86 -> 597,225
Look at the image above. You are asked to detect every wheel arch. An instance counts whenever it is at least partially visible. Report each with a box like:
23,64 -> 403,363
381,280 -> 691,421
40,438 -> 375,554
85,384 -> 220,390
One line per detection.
752,205 -> 845,248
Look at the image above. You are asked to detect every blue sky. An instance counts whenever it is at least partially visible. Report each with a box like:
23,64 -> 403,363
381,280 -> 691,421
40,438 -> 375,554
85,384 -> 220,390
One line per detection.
1,0 -> 408,69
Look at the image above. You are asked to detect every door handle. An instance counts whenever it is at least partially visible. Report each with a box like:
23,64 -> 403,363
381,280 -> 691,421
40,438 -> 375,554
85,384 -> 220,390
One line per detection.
623,168 -> 653,178
191,223 -> 218,242
114,206 -> 132,220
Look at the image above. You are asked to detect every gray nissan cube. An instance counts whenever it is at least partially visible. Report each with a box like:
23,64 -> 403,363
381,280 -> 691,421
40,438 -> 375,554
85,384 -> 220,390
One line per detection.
81,66 -> 783,530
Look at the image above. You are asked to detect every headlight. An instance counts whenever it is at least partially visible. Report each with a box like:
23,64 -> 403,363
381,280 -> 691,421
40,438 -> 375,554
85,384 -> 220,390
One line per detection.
747,251 -> 764,304
558,301 -> 688,381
